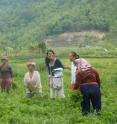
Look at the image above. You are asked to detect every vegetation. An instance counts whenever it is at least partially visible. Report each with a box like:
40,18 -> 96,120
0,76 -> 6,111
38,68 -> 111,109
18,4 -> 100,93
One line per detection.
0,0 -> 117,123
0,0 -> 117,49
0,57 -> 117,124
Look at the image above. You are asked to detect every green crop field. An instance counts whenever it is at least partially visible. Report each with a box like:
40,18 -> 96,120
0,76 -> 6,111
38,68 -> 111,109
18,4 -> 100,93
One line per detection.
0,58 -> 117,124
0,0 -> 117,123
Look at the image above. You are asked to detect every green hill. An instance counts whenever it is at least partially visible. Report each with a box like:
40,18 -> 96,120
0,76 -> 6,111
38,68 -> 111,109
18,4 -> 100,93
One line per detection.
0,0 -> 117,49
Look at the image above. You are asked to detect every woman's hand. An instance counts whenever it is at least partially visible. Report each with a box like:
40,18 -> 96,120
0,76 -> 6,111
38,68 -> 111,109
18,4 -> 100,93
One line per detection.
64,65 -> 71,70
27,83 -> 32,89
9,78 -> 13,83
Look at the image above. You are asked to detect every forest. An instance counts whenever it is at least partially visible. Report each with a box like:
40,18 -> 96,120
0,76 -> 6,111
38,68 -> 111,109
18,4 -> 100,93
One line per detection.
0,0 -> 117,50
0,1 -> 117,124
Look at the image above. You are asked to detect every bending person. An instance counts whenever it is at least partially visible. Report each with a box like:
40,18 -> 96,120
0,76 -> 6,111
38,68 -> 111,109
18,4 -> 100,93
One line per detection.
75,58 -> 101,115
24,61 -> 42,98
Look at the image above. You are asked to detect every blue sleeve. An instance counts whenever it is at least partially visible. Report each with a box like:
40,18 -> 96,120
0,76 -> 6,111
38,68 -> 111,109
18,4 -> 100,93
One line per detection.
56,59 -> 64,69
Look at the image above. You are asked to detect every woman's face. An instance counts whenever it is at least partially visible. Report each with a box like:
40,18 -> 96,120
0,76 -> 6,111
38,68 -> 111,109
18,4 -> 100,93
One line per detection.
69,53 -> 75,62
47,52 -> 55,61
27,65 -> 35,72
2,59 -> 8,64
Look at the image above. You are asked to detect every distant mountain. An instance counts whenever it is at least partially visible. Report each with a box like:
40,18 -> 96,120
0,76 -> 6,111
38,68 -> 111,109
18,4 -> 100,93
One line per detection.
0,0 -> 117,49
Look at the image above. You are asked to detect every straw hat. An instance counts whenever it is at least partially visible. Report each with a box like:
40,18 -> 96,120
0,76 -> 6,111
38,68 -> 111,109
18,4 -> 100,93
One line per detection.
27,61 -> 36,67
1,56 -> 8,61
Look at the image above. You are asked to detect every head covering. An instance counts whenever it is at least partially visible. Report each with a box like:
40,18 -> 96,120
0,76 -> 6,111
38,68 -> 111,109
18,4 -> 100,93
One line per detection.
27,61 -> 36,67
75,58 -> 91,71
1,56 -> 8,61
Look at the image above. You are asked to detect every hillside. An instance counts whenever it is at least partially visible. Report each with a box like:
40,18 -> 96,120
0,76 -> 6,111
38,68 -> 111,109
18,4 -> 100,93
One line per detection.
45,31 -> 105,47
0,0 -> 117,49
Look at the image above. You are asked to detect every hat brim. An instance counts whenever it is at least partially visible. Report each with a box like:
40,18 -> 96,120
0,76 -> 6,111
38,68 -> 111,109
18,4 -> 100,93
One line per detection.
1,58 -> 8,61
27,63 -> 36,67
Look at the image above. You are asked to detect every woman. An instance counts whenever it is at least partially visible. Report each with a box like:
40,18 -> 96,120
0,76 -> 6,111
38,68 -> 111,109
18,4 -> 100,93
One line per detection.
0,56 -> 13,93
75,58 -> 101,115
45,50 -> 65,99
69,52 -> 80,91
24,61 -> 42,98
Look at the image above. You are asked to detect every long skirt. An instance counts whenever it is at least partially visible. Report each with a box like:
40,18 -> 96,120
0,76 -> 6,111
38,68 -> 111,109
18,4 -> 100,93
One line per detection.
0,78 -> 12,92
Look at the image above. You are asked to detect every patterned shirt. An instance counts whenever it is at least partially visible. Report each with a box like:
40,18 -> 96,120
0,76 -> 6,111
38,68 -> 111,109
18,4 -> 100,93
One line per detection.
0,64 -> 13,78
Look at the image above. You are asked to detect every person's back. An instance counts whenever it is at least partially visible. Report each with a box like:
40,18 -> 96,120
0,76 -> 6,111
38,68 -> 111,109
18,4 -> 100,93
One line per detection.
75,60 -> 101,115
77,68 -> 100,86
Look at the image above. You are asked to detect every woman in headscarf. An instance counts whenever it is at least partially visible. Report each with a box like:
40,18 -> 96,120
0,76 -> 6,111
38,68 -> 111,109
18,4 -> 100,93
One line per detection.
0,56 -> 13,93
45,50 -> 65,99
24,61 -> 42,98
74,58 -> 101,115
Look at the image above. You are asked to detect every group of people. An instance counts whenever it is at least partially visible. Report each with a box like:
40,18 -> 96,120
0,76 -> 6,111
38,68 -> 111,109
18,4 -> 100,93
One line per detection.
0,50 -> 101,115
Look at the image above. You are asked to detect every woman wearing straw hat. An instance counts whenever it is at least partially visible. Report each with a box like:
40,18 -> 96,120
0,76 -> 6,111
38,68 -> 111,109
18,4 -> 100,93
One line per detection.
0,56 -> 13,93
24,61 -> 42,98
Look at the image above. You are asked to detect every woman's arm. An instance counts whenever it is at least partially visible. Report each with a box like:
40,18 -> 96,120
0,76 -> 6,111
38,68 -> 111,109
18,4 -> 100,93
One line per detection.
56,59 -> 64,69
35,71 -> 42,93
9,66 -> 13,78
24,73 -> 28,87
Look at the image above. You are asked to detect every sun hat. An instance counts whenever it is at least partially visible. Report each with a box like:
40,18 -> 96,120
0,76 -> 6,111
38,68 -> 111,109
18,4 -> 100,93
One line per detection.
1,56 -> 8,61
27,61 -> 36,67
